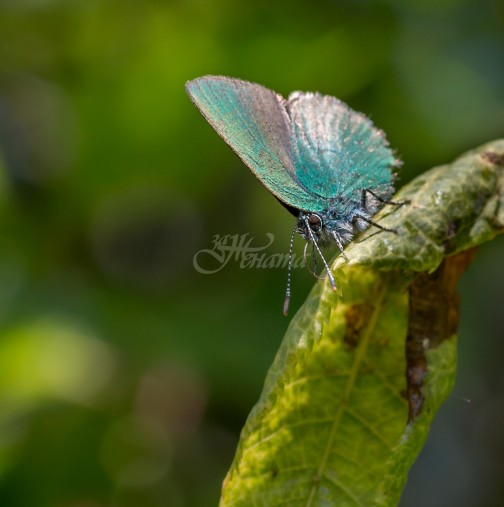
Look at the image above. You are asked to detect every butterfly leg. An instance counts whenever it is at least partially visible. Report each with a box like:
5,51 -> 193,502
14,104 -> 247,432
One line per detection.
361,188 -> 409,209
354,213 -> 398,234
359,188 -> 408,234
331,231 -> 349,262
311,241 -> 318,274
302,216 -> 337,291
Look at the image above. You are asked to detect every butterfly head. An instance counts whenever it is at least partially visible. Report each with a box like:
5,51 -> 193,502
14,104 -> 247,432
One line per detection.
296,210 -> 352,247
296,212 -> 323,242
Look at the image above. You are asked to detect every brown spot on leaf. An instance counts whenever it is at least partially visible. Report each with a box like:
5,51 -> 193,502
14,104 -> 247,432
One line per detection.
443,219 -> 461,254
406,249 -> 477,421
344,303 -> 374,349
481,151 -> 504,166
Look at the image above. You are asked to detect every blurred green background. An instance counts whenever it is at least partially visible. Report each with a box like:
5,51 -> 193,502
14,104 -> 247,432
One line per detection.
0,0 -> 503,506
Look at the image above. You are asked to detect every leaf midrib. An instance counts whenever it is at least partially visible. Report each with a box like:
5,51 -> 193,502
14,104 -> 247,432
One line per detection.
304,281 -> 388,507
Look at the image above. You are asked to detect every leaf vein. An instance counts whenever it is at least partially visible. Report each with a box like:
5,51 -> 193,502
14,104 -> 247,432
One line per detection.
304,281 -> 388,507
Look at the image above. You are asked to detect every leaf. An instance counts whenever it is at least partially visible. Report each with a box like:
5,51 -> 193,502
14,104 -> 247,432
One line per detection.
219,140 -> 504,507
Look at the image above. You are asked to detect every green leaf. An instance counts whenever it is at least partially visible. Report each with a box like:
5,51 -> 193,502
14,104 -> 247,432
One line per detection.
219,140 -> 504,507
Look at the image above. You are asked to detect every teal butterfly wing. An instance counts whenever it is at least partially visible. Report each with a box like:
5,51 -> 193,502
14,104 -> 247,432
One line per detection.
186,76 -> 398,215
286,92 -> 397,202
185,76 -> 328,212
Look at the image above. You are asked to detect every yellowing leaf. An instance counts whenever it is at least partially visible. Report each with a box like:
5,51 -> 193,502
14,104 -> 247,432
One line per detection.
220,140 -> 504,507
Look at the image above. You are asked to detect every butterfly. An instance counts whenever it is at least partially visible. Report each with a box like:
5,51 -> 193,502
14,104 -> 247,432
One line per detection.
185,76 -> 402,315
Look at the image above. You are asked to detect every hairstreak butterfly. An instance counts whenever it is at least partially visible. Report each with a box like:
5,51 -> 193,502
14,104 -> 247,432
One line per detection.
186,76 -> 402,315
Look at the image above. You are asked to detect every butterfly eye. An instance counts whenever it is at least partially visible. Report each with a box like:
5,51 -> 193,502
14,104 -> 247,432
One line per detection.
307,213 -> 322,232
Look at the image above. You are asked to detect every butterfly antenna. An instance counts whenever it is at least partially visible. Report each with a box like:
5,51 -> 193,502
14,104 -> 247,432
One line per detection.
283,225 -> 298,316
303,217 -> 337,292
